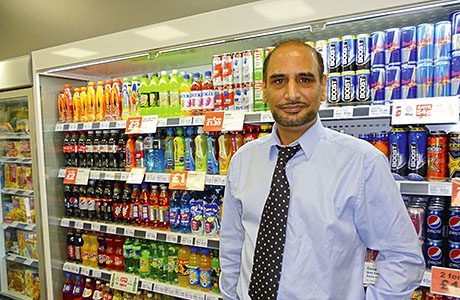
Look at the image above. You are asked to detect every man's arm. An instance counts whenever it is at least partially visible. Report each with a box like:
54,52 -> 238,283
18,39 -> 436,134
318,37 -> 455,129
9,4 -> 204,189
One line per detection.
355,153 -> 425,299
220,157 -> 245,300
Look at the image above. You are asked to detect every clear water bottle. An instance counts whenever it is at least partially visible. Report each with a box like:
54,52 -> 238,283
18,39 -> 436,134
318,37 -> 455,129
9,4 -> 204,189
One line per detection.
144,134 -> 155,172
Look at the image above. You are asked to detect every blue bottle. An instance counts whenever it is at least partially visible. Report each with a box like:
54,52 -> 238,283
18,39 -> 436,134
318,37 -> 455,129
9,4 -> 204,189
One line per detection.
185,127 -> 196,171
144,134 -> 155,172
206,132 -> 219,174
180,191 -> 192,233
169,190 -> 182,232
152,133 -> 165,173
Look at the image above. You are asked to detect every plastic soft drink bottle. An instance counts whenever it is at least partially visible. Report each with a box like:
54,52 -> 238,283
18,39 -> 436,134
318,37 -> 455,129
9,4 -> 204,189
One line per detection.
174,127 -> 185,171
135,135 -> 144,168
218,131 -> 232,175
149,74 -> 160,116
93,131 -> 102,169
158,242 -> 169,282
100,131 -> 110,170
170,190 -> 182,232
97,234 -> 106,269
184,127 -> 196,171
123,238 -> 133,273
74,230 -> 83,263
130,77 -> 140,116
88,233 -> 99,268
130,185 -> 141,226
125,135 -> 136,171
139,240 -> 151,278
86,131 -> 94,169
140,183 -> 150,227
82,231 -> 91,266
206,132 -> 219,175
92,280 -> 104,300
180,73 -> 192,116
132,239 -> 142,274
72,87 -> 81,123
199,249 -> 212,291
64,84 -> 74,123
102,283 -> 113,300
138,76 -> 150,111
105,235 -> 115,270
152,132 -> 166,173
122,184 -> 132,224
79,87 -> 88,123
72,275 -> 84,299
194,127 -> 207,172
158,185 -> 170,229
87,180 -> 96,219
178,245 -> 190,287
58,89 -> 66,123
104,80 -> 113,121
189,247 -> 200,289
117,134 -> 127,171
108,130 -> 119,170
63,273 -> 74,300
231,131 -> 244,155
95,81 -> 105,121
111,79 -> 122,120
167,244 -> 179,284
121,78 -> 131,120
149,184 -> 159,228
180,191 -> 192,233
82,278 -> 94,300
158,71 -> 170,117
211,250 -> 221,293
70,132 -> 79,167
202,71 -> 214,112
164,128 -> 175,172
113,236 -> 125,272
64,184 -> 73,217
144,134 -> 154,172
169,70 -> 181,116
191,73 -> 203,115
78,131 -> 87,168
87,82 -> 96,122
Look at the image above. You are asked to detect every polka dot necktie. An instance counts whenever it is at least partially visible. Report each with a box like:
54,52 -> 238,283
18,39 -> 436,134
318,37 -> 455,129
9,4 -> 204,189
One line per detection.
248,144 -> 301,300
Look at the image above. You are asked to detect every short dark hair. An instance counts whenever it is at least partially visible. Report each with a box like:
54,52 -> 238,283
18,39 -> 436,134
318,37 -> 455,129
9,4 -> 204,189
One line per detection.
263,39 -> 324,82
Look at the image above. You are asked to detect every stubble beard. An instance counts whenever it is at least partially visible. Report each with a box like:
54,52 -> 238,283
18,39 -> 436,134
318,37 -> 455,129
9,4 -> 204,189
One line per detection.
272,109 -> 317,128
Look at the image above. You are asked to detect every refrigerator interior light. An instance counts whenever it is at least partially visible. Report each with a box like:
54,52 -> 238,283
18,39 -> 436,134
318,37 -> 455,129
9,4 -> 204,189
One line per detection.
51,47 -> 99,59
252,0 -> 316,22
158,40 -> 227,54
134,24 -> 189,41
232,24 -> 312,41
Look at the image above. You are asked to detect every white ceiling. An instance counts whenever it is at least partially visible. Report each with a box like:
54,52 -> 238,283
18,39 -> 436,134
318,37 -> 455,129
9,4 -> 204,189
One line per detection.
0,0 -> 260,60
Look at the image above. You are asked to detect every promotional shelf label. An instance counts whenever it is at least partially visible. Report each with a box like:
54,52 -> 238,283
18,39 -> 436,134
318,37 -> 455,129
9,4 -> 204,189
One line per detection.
452,179 -> 460,207
64,168 -> 90,185
203,111 -> 224,132
127,167 -> 146,184
169,171 -> 205,191
431,267 -> 460,297
126,116 -> 158,134
110,272 -> 139,294
392,96 -> 459,125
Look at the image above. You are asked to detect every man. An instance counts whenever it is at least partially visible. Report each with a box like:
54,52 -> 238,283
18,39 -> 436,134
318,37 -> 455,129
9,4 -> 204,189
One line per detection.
220,39 -> 425,300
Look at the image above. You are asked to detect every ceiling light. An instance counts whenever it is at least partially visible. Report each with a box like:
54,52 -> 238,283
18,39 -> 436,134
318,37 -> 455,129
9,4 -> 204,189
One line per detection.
51,48 -> 98,58
252,0 -> 315,22
134,25 -> 188,41
159,40 -> 227,54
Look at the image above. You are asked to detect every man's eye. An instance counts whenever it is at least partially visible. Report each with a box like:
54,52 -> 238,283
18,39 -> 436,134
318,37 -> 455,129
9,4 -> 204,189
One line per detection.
299,77 -> 313,83
273,79 -> 284,84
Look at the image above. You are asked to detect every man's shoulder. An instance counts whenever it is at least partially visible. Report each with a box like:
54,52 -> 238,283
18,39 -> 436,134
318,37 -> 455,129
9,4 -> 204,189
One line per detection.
232,134 -> 271,159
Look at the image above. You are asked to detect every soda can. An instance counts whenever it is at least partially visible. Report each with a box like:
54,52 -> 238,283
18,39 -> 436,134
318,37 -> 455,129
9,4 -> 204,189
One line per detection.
222,85 -> 234,110
389,127 -> 408,179
426,205 -> 445,241
417,23 -> 435,63
449,207 -> 460,243
417,62 -> 434,98
342,35 -> 356,71
448,242 -> 460,269
407,126 -> 428,181
233,84 -> 243,110
315,40 -> 328,74
401,64 -> 417,99
242,82 -> 254,112
434,21 -> 452,61
453,11 -> 460,51
212,55 -> 223,87
214,86 -> 223,111
409,205 -> 426,240
452,52 -> 460,96
401,26 -> 417,65
327,38 -> 342,73
434,60 -> 451,97
326,73 -> 342,105
449,132 -> 460,178
342,71 -> 355,103
222,53 -> 233,85
242,50 -> 254,83
385,66 -> 401,101
430,196 -> 447,206
427,131 -> 448,181
356,34 -> 371,70
253,48 -> 264,82
232,52 -> 243,84
370,67 -> 385,102
385,28 -> 401,66
424,239 -> 443,268
371,31 -> 385,68
356,69 -> 371,102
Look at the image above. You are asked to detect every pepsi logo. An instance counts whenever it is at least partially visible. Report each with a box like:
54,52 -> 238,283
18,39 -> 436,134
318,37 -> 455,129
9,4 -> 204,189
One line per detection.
427,215 -> 442,229
450,216 -> 460,231
428,246 -> 443,260
450,248 -> 460,263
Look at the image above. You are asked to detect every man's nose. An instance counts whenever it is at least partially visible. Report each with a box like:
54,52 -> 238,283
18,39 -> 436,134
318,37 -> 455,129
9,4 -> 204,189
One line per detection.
285,80 -> 301,100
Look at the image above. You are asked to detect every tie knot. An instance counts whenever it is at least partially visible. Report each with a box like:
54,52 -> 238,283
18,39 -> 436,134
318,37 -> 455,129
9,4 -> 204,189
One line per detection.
276,144 -> 301,163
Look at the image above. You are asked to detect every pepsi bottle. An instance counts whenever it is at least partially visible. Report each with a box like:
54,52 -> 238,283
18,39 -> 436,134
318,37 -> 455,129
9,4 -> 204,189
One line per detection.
87,180 -> 96,219
93,131 -> 102,170
78,131 -> 87,168
64,184 -> 73,217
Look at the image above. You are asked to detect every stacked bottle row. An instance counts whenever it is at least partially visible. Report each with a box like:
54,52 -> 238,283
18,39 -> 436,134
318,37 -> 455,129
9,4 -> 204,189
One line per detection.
64,182 -> 223,237
66,230 -> 221,294
63,124 -> 271,175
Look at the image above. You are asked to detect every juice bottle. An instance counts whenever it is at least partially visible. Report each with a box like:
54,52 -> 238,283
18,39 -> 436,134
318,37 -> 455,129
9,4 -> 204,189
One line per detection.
64,84 -> 74,123
149,74 -> 160,116
173,127 -> 185,171
130,185 -> 141,226
190,73 -> 203,116
218,131 -> 232,175
180,73 -> 192,116
157,242 -> 169,282
180,191 -> 192,233
206,132 -> 219,175
211,250 -> 221,293
80,87 -> 88,123
158,185 -> 170,229
184,127 -> 196,171
121,78 -> 131,120
164,128 -> 175,173
130,76 -> 140,116
58,89 -> 66,123
231,131 -> 244,155
125,135 -> 136,171
81,231 -> 90,266
140,183 -> 150,227
139,240 -> 151,278
169,70 -> 181,116
149,184 -> 159,228
190,197 -> 204,235
158,71 -> 170,117
113,236 -> 125,272
188,247 -> 200,289
138,76 -> 150,111
63,273 -> 74,300
135,135 -> 144,168
87,82 -> 96,122
111,79 -> 122,120
92,280 -> 104,300
104,80 -> 113,121
202,71 -> 214,112
95,81 -> 105,121
82,278 -> 94,300
177,245 -> 190,287
72,88 -> 81,123
199,249 -> 212,291
194,127 -> 207,172
89,233 -> 99,268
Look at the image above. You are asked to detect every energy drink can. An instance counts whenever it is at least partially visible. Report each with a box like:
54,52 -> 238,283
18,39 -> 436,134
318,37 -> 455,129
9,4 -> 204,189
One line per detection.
389,127 -> 408,179
385,66 -> 401,101
417,62 -> 434,98
401,64 -> 417,99
342,71 -> 355,103
407,126 -> 428,181
449,132 -> 460,179
342,35 -> 356,71
356,69 -> 371,102
385,28 -> 401,66
434,21 -> 452,61
452,52 -> 460,95
315,40 -> 328,74
356,34 -> 371,70
417,23 -> 435,63
452,11 -> 460,51
327,73 -> 342,105
328,38 -> 342,73
370,67 -> 385,102
371,31 -> 385,68
427,131 -> 448,181
401,26 -> 418,65
434,60 -> 451,97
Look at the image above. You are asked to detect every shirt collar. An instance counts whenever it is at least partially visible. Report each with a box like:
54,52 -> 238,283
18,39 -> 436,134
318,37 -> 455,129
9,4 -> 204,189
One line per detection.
268,115 -> 325,161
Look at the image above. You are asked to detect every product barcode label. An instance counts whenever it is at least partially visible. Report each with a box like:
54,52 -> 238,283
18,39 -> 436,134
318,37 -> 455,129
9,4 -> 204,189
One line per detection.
145,231 -> 157,240
80,267 -> 90,276
124,228 -> 135,237
61,218 -> 70,228
166,234 -> 178,243
195,237 -> 208,247
92,269 -> 102,278
83,123 -> 93,130
107,226 -> 116,234
55,123 -> 64,131
181,236 -> 194,246
140,281 -> 153,291
92,223 -> 101,232
75,221 -> 84,229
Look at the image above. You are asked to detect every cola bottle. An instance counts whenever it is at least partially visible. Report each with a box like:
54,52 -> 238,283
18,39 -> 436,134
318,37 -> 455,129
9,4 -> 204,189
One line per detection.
95,181 -> 104,220
86,131 -> 95,169
87,180 -> 96,219
94,131 -> 102,169
117,133 -> 127,171
74,230 -> 83,263
79,185 -> 88,219
67,229 -> 76,262
122,183 -> 132,224
108,130 -> 119,170
78,131 -> 87,168
112,182 -> 123,223
63,132 -> 72,167
103,181 -> 113,222
101,131 -> 110,170
64,184 -> 73,217
70,132 -> 79,167
72,184 -> 80,218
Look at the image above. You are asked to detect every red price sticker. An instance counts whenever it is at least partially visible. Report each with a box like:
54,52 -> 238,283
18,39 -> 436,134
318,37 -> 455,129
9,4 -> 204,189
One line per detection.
125,117 -> 142,134
431,267 -> 460,297
416,104 -> 433,118
64,168 -> 78,184
169,170 -> 188,190
452,179 -> 460,207
203,111 -> 224,132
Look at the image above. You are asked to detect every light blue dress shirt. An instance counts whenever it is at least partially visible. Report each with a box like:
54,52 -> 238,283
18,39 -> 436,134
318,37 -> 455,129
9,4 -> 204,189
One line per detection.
220,117 -> 425,300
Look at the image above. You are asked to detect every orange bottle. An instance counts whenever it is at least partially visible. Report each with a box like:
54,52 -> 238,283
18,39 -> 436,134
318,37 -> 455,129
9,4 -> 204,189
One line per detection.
95,81 -> 105,121
58,89 -> 66,123
125,135 -> 136,171
64,84 -> 73,123
79,87 -> 88,123
86,82 -> 96,122
104,80 -> 113,121
72,88 -> 81,123
111,79 -> 122,120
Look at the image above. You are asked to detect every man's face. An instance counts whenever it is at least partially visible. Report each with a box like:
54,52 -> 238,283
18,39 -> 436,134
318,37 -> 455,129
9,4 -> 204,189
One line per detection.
263,44 -> 326,129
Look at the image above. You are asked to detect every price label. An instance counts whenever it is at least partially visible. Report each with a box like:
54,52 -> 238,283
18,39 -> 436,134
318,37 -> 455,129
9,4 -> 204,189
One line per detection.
69,123 -> 78,131
186,171 -> 206,191
105,172 -> 115,180
195,237 -> 208,247
179,117 -> 193,126
392,96 -> 459,125
83,123 -> 93,130
100,122 -> 110,129
63,263 -> 80,273
126,117 -> 143,134
207,295 -> 220,300
213,175 -> 226,186
169,170 -> 188,190
141,115 -> 158,133
107,226 -> 116,234
75,221 -> 84,229
362,262 -> 378,285
140,281 -> 153,291
452,179 -> 460,207
222,111 -> 245,132
116,121 -> 126,128
90,171 -> 100,180
92,223 -> 101,232
157,118 -> 167,127
58,168 -> 66,178
145,231 -> 157,240
166,233 -> 178,244
193,115 -> 205,125
25,224 -> 35,231
369,105 -> 391,117
127,167 -> 146,184
93,269 -> 102,278
261,112 -> 274,122
145,173 -> 155,182
55,123 -> 64,131
204,176 -> 213,185
110,272 -> 139,294
158,174 -> 170,182
429,183 -> 452,196
7,254 -> 17,261
61,219 -> 70,227
333,106 -> 354,119
181,236 -> 194,246
80,267 -> 91,276
64,168 -> 90,185
203,111 -> 225,132
24,258 -> 34,266
431,266 -> 460,297
120,172 -> 129,181
154,284 -> 164,294
421,270 -> 432,287
124,228 -> 135,237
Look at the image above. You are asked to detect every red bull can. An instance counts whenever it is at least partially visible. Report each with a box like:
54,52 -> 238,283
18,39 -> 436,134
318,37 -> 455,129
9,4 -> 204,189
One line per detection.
370,67 -> 385,102
434,21 -> 452,61
327,73 -> 342,105
342,35 -> 356,71
371,31 -> 385,68
452,11 -> 460,51
356,34 -> 371,70
401,64 -> 417,99
452,52 -> 460,95
342,71 -> 355,103
401,26 -> 417,65
448,242 -> 460,269
417,23 -> 435,62
434,60 -> 451,97
356,69 -> 371,102
385,28 -> 401,66
385,66 -> 401,101
232,52 -> 243,84
315,40 -> 328,74
328,38 -> 342,73
242,50 -> 253,83
417,62 -> 434,98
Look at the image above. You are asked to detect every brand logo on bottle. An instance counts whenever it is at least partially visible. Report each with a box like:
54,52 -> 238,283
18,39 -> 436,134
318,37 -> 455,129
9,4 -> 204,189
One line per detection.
428,246 -> 442,261
328,78 -> 340,102
427,215 -> 442,230
450,249 -> 460,263
390,144 -> 400,169
329,44 -> 337,68
409,143 -> 418,170
343,76 -> 354,101
342,41 -> 349,66
357,39 -> 366,64
450,216 -> 460,231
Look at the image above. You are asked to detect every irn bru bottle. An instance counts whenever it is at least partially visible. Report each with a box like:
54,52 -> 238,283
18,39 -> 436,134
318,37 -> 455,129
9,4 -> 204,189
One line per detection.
202,71 -> 214,112
189,247 -> 200,289
180,73 -> 192,116
178,245 -> 190,287
111,79 -> 122,120
126,135 -> 136,171
79,87 -> 88,123
169,70 -> 181,116
72,88 -> 81,123
130,77 -> 140,117
95,81 -> 105,121
87,82 -> 96,122
121,78 -> 131,120
58,90 -> 66,123
158,71 -> 170,117
218,131 -> 232,175
191,73 -> 203,116
104,80 -> 113,121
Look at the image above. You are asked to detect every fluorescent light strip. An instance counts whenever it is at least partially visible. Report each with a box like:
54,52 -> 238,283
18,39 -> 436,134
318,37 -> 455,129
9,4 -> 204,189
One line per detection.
158,40 -> 227,54
233,25 -> 312,41
44,53 -> 149,74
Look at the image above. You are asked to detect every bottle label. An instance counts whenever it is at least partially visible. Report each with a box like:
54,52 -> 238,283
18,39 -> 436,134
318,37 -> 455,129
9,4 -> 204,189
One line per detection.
181,92 -> 192,110
93,290 -> 103,300
141,204 -> 149,221
170,207 -> 181,226
202,89 -> 214,109
82,287 -> 93,297
114,256 -> 123,266
178,259 -> 189,276
140,257 -> 150,273
79,197 -> 88,210
131,204 -> 140,219
191,91 -> 203,109
170,91 -> 180,106
108,145 -> 118,153
205,203 -> 220,237
159,208 -> 169,223
87,198 -> 96,211
63,283 -> 72,293
200,269 -> 212,288
77,144 -> 87,153
73,286 -> 82,295
113,203 -> 123,219
75,246 -> 82,260
86,145 -> 93,153
105,255 -> 114,266
159,91 -> 169,106
149,205 -> 158,222
98,253 -> 106,265
180,208 -> 190,226
122,203 -> 131,220
189,266 -> 200,286
123,248 -> 133,258
99,145 -> 108,153
168,256 -> 177,273
69,197 -> 78,208
67,245 -> 75,259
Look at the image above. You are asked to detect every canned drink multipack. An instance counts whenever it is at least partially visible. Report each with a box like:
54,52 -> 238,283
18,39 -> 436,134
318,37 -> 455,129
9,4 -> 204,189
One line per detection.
212,55 -> 223,87
233,84 -> 243,110
401,64 -> 417,99
434,21 -> 452,61
342,35 -> 356,71
417,62 -> 434,98
327,73 -> 342,105
356,69 -> 371,102
385,28 -> 401,66
434,60 -> 451,97
371,31 -> 385,68
222,85 -> 234,110
328,38 -> 342,73
222,53 -> 233,85
342,71 -> 355,103
370,68 -> 386,102
452,10 -> 460,51
401,26 -> 418,65
385,66 -> 401,101
417,23 -> 435,63
407,126 -> 428,181
356,34 -> 371,70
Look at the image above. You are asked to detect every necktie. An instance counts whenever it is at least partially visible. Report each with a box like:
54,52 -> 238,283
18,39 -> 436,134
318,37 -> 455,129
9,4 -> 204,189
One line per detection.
248,144 -> 301,300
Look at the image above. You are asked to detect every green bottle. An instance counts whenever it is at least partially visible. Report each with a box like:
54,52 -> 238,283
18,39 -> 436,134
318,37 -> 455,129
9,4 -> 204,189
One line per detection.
158,242 -> 169,282
167,244 -> 179,284
149,242 -> 158,280
158,71 -> 170,117
169,70 -> 181,117
174,127 -> 185,171
132,239 -> 142,274
123,238 -> 133,273
194,127 -> 207,172
139,241 -> 151,278
139,76 -> 150,111
211,250 -> 221,293
149,73 -> 160,116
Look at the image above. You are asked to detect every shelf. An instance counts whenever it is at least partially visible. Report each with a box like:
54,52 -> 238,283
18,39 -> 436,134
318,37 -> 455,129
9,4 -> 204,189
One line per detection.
62,262 -> 222,300
2,222 -> 36,231
5,254 -> 38,268
60,218 -> 220,249
0,134 -> 30,140
363,262 -> 431,288
1,188 -> 34,197
0,290 -> 32,300
397,180 -> 452,196
0,157 -> 32,164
